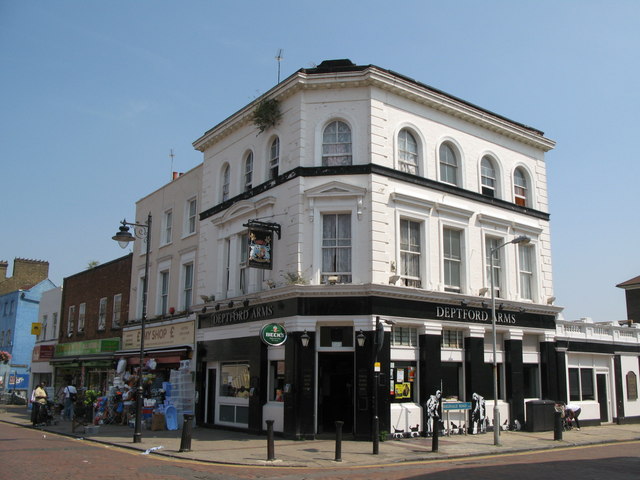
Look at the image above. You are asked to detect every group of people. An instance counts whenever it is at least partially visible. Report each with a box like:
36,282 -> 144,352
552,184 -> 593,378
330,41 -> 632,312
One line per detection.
29,379 -> 78,427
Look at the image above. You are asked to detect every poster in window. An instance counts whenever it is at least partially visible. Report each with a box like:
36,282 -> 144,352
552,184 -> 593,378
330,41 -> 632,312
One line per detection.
248,228 -> 273,269
394,382 -> 412,399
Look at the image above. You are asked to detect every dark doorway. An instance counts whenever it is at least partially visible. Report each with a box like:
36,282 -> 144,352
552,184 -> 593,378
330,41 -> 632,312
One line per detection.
318,352 -> 354,434
597,374 -> 608,422
207,368 -> 217,425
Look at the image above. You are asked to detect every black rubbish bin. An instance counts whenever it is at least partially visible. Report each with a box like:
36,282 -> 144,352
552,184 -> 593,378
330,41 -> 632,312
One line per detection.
525,400 -> 556,432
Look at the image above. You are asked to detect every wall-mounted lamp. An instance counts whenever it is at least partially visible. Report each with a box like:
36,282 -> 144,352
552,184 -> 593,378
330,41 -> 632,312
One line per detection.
300,330 -> 310,348
499,303 -> 504,310
481,301 -> 488,309
356,330 -> 366,347
215,304 -> 220,311
228,301 -> 234,308
243,299 -> 250,308
460,299 -> 469,307
327,275 -> 339,285
547,296 -> 556,305
201,306 -> 207,314
519,307 -> 526,313
479,287 -> 489,296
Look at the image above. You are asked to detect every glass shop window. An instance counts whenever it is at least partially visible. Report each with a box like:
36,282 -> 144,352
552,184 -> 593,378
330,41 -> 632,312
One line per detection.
270,360 -> 285,402
389,362 -> 417,403
319,326 -> 354,347
220,362 -> 250,398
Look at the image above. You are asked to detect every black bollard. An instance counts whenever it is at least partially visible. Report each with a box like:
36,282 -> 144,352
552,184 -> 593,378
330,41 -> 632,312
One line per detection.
266,420 -> 275,461
179,414 -> 194,452
554,410 -> 563,441
372,415 -> 379,455
335,421 -> 344,462
432,420 -> 439,452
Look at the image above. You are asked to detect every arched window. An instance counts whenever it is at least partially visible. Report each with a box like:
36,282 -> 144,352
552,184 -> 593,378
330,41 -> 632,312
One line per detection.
269,137 -> 279,179
398,129 -> 418,174
481,156 -> 496,197
322,120 -> 352,166
221,164 -> 230,202
244,152 -> 253,192
439,143 -> 458,186
514,167 -> 528,207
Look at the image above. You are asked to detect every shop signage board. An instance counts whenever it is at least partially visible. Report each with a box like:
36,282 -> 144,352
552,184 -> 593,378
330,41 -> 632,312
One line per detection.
32,345 -> 55,361
122,320 -> 195,350
260,323 -> 287,346
55,338 -> 120,357
9,373 -> 29,388
443,401 -> 472,411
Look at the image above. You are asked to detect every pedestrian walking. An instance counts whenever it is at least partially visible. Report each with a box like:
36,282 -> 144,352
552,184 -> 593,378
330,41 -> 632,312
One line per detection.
31,382 -> 48,426
62,380 -> 77,421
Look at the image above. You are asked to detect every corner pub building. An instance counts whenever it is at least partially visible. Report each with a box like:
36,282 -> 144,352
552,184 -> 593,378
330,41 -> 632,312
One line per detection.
192,59 -> 576,439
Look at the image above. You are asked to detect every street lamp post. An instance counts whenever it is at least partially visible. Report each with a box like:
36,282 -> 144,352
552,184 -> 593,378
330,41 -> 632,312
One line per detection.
489,235 -> 530,446
112,213 -> 151,444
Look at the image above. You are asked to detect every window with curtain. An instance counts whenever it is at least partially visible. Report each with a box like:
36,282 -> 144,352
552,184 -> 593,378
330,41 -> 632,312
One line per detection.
222,165 -> 230,201
400,219 -> 421,287
322,121 -> 352,166
519,244 -> 535,300
486,237 -> 503,298
78,302 -> 86,333
183,263 -> 193,311
443,228 -> 462,292
321,213 -> 352,283
67,306 -> 75,336
112,294 -> 122,328
159,271 -> 169,315
398,129 -> 418,174
269,138 -> 279,179
481,156 -> 496,197
439,143 -> 458,185
244,151 -> 253,191
514,168 -> 528,206
97,297 -> 107,331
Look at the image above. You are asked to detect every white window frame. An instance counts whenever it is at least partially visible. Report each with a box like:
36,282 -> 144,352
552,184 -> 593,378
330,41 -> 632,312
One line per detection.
40,314 -> 48,341
162,209 -> 173,245
269,138 -> 279,180
322,120 -> 352,166
158,270 -> 170,315
399,218 -> 422,288
67,305 -> 75,336
239,233 -> 249,294
182,263 -> 194,311
398,128 -> 419,175
244,151 -> 254,190
185,197 -> 197,236
222,164 -> 230,202
514,167 -> 528,207
443,227 -> 463,293
518,243 -> 536,301
78,302 -> 86,333
481,156 -> 497,197
320,212 -> 353,284
97,297 -> 107,331
439,143 -> 459,186
112,293 -> 122,329
485,236 -> 504,298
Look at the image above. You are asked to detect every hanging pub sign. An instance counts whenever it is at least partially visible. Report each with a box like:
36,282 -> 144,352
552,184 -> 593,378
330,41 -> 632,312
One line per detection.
244,219 -> 281,270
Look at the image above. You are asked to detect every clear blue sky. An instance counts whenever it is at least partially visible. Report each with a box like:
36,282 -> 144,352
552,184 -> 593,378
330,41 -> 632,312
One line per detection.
2,1 -> 638,322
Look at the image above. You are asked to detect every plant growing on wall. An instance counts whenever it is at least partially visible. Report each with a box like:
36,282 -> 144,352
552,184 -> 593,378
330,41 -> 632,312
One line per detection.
0,351 -> 11,363
252,98 -> 282,134
283,271 -> 308,285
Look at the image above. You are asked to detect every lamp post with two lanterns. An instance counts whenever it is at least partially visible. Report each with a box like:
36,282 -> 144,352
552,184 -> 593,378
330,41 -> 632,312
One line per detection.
112,213 -> 151,444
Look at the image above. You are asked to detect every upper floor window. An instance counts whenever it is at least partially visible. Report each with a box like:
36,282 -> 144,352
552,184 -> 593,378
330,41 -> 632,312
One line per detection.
182,263 -> 194,311
322,121 -> 352,166
239,233 -> 249,294
391,326 -> 418,347
398,129 -> 418,175
400,219 -> 421,287
486,237 -> 503,298
186,198 -> 197,235
222,164 -> 230,202
244,151 -> 254,190
321,213 -> 352,283
481,156 -> 497,197
163,209 -> 173,245
519,244 -> 535,300
0,331 -> 4,346
443,228 -> 462,292
442,329 -> 464,348
52,312 -> 58,336
67,306 -> 75,336
98,297 -> 107,331
78,302 -> 86,333
40,314 -> 47,341
269,138 -> 279,179
514,167 -> 528,207
159,271 -> 170,315
112,294 -> 122,329
439,143 -> 459,186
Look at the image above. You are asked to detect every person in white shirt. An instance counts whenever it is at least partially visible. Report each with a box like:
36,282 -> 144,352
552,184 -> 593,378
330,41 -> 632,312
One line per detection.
62,380 -> 78,421
565,403 -> 582,430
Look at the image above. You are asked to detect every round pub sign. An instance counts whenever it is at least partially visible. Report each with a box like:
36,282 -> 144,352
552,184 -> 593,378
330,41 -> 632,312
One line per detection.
260,323 -> 287,346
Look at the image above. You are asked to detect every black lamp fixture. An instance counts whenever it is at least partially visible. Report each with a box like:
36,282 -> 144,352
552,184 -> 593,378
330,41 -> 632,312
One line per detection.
356,329 -> 366,347
243,299 -> 250,308
300,330 -> 310,347
215,304 -> 220,311
228,301 -> 234,308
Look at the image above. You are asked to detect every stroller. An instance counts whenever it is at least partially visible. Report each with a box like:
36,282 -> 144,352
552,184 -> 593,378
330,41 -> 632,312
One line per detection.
35,400 -> 57,426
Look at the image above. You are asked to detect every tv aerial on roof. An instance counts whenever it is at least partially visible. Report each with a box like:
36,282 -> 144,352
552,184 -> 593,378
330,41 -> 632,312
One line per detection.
275,49 -> 284,83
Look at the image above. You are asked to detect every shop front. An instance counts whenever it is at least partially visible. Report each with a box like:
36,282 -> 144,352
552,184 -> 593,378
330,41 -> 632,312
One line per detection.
197,294 -> 559,440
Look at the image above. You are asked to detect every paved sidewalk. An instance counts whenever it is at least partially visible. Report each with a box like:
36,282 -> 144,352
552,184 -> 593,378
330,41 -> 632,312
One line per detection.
1,404 -> 639,467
